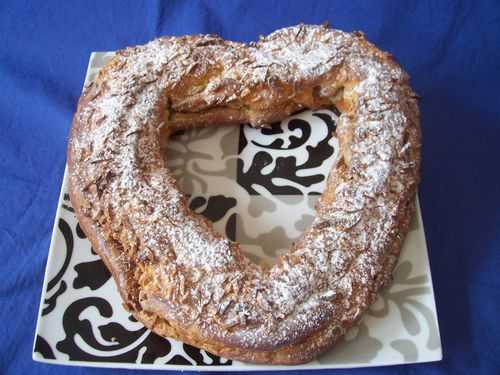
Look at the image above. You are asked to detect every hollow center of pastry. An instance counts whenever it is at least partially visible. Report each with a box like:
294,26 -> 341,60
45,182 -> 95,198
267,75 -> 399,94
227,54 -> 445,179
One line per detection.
164,107 -> 340,266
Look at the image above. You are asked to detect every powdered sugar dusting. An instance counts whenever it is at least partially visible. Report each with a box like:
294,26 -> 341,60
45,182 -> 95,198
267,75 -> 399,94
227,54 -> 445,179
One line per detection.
68,24 -> 420,360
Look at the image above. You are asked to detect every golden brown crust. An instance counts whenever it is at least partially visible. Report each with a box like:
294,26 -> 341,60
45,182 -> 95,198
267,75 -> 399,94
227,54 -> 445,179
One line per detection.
67,24 -> 421,364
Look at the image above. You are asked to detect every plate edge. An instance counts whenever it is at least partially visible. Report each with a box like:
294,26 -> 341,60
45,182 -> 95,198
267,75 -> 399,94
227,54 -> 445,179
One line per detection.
32,52 -> 98,358
32,166 -> 69,358
32,352 -> 443,372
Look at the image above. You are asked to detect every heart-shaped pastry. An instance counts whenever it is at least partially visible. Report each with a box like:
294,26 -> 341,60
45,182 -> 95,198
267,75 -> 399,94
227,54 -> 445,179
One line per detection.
68,24 -> 421,364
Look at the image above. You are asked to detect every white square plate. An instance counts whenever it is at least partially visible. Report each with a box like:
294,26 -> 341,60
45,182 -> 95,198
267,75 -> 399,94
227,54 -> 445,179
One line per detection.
33,53 -> 442,371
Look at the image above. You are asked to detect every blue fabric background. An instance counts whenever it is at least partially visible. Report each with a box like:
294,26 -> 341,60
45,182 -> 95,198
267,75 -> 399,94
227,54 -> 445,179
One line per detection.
1,0 -> 499,374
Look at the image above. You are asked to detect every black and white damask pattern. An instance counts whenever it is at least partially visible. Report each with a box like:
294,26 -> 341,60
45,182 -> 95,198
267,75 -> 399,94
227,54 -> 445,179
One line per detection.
238,108 -> 340,195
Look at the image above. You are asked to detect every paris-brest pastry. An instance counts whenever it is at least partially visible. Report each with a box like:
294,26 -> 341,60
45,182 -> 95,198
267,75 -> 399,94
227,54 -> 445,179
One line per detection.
68,24 -> 421,364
